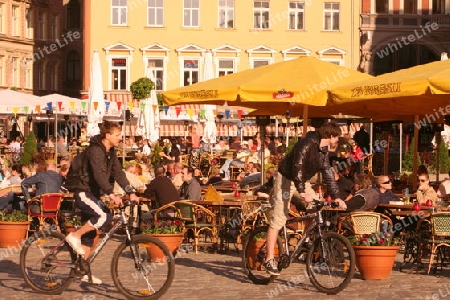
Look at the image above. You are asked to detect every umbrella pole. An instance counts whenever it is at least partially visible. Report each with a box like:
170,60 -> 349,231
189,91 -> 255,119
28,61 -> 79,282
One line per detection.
399,123 -> 403,174
413,115 -> 419,191
122,107 -> 126,166
302,105 -> 308,137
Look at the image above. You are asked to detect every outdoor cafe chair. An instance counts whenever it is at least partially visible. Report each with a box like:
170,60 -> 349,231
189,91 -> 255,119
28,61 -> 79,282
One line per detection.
337,211 -> 393,237
27,193 -> 64,232
417,212 -> 450,274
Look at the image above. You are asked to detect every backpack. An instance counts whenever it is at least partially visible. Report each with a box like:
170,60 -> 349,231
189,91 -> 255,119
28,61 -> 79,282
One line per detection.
64,148 -> 89,192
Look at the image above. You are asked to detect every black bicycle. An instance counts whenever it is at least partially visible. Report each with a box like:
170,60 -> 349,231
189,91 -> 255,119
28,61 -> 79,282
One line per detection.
243,200 -> 355,295
20,201 -> 175,299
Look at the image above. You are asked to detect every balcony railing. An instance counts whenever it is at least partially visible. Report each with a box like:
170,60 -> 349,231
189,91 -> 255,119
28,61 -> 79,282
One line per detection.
361,13 -> 450,29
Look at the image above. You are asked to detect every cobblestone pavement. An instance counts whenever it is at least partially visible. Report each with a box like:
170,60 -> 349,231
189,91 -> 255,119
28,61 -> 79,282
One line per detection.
1,236 -> 450,300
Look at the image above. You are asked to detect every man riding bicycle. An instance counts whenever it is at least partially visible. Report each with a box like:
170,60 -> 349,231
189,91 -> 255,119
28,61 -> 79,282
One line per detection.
263,121 -> 346,275
64,121 -> 139,284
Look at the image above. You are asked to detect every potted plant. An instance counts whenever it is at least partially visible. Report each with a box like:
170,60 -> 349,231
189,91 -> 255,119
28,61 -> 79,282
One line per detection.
0,209 -> 31,248
349,231 -> 400,280
64,217 -> 83,235
141,219 -> 184,261
241,230 -> 282,270
130,77 -> 155,101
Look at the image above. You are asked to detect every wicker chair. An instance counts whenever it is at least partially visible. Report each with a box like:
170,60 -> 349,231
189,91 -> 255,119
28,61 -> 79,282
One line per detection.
337,212 -> 393,236
418,212 -> 450,274
28,193 -> 64,231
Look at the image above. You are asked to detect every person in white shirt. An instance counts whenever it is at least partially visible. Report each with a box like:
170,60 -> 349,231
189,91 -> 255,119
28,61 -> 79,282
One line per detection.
142,139 -> 151,155
437,171 -> 450,197
9,137 -> 21,153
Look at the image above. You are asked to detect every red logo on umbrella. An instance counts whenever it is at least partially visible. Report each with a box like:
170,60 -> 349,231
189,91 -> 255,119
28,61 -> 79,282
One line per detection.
273,89 -> 294,99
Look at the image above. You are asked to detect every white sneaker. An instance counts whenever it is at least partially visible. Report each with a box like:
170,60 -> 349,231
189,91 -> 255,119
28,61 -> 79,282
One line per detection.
65,233 -> 85,256
81,275 -> 102,285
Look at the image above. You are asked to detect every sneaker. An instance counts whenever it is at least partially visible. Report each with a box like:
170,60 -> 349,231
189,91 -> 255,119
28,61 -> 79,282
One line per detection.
81,275 -> 102,285
65,233 -> 85,256
262,258 -> 280,276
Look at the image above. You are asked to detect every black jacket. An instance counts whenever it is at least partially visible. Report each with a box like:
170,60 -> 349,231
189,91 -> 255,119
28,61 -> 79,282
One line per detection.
79,135 -> 132,197
278,131 -> 340,199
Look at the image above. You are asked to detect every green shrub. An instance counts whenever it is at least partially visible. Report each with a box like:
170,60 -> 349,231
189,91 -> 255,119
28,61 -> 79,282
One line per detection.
20,131 -> 37,166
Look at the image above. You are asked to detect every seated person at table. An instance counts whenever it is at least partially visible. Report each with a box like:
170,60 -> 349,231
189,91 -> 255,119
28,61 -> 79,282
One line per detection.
0,164 -> 24,210
113,163 -> 145,195
437,171 -> 450,197
143,165 -> 180,209
254,167 -> 276,198
179,166 -> 202,201
201,166 -> 222,185
416,173 -> 438,205
21,160 -> 63,213
239,163 -> 262,188
339,173 -> 379,212
219,141 -> 250,180
172,163 -> 184,191
332,165 -> 354,201
373,175 -> 399,204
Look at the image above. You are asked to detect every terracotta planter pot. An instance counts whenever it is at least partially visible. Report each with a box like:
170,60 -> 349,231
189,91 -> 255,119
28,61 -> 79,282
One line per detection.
353,245 -> 400,280
246,240 -> 280,270
146,233 -> 184,262
0,221 -> 31,248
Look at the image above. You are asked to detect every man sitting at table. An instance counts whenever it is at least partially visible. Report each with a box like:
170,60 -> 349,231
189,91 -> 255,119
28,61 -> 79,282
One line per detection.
179,166 -> 202,201
143,165 -> 180,209
416,173 -> 438,205
373,175 -> 399,204
437,171 -> 450,197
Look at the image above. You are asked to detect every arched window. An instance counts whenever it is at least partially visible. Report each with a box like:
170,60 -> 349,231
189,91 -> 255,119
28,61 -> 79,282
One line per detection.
67,0 -> 80,29
66,51 -> 80,81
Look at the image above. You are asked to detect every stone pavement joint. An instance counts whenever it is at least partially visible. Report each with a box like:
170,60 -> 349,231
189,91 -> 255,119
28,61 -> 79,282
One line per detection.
1,236 -> 450,300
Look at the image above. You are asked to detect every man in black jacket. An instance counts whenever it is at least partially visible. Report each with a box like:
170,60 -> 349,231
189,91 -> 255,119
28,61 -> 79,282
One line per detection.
65,121 -> 139,284
263,122 -> 345,275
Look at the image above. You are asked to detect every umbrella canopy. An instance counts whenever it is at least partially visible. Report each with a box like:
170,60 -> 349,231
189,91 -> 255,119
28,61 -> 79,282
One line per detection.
200,51 -> 217,145
41,94 -> 83,115
162,56 -> 373,109
0,90 -> 43,116
87,51 -> 105,138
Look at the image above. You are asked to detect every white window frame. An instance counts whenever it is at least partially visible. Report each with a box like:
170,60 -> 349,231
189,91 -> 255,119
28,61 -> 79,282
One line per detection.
253,1 -> 270,29
106,56 -> 130,90
147,0 -> 164,27
288,1 -> 305,30
180,57 -> 200,86
146,57 -> 166,92
111,0 -> 128,26
0,55 -> 3,86
12,5 -> 19,36
38,11 -> 46,40
216,58 -> 236,77
36,61 -> 45,90
25,8 -> 33,39
183,0 -> 200,27
51,15 -> 58,41
317,46 -> 346,66
25,61 -> 32,89
250,58 -> 272,68
0,3 -> 4,34
323,2 -> 340,31
11,57 -> 18,87
320,58 -> 343,66
218,0 -> 234,29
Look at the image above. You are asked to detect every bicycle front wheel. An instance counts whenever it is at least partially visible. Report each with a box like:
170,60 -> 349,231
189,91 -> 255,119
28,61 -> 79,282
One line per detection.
243,226 -> 283,284
20,230 -> 76,294
111,234 -> 175,300
306,232 -> 355,295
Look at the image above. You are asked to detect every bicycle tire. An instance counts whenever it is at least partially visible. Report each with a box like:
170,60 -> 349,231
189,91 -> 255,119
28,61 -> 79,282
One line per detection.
306,231 -> 355,295
111,234 -> 175,299
20,230 -> 76,294
243,226 -> 283,285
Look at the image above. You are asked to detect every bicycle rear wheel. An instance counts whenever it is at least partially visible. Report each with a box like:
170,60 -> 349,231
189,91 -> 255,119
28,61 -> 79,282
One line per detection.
20,230 -> 76,294
306,231 -> 355,295
111,234 -> 175,299
243,226 -> 283,284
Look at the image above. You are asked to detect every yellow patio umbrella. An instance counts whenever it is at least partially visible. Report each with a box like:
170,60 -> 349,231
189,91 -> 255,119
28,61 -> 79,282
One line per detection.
162,56 -> 373,110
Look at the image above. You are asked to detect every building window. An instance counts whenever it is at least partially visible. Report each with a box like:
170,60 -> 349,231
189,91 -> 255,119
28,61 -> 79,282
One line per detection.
218,0 -> 234,29
67,0 -> 81,28
0,4 -> 4,34
404,0 -> 417,14
0,56 -> 3,86
147,58 -> 164,91
112,0 -> 128,26
49,64 -> 58,90
25,8 -> 33,39
324,2 -> 339,31
253,1 -> 270,29
111,58 -> 127,90
217,59 -> 234,76
36,62 -> 45,90
252,59 -> 270,68
12,6 -> 19,36
66,52 -> 81,81
375,0 -> 389,13
11,58 -> 18,87
38,11 -> 46,40
288,2 -> 304,30
183,0 -> 199,27
433,0 -> 445,14
147,0 -> 164,26
183,59 -> 199,86
25,63 -> 31,89
51,15 -> 58,41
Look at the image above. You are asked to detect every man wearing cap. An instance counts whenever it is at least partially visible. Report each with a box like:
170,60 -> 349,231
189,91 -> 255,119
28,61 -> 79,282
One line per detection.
219,140 -> 250,180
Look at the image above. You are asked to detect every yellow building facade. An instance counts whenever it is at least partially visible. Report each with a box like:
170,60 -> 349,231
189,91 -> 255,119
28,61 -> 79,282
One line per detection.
84,0 -> 361,97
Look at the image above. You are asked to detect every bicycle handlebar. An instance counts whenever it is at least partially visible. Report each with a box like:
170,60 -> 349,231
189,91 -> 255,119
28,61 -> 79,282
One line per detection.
311,199 -> 340,210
